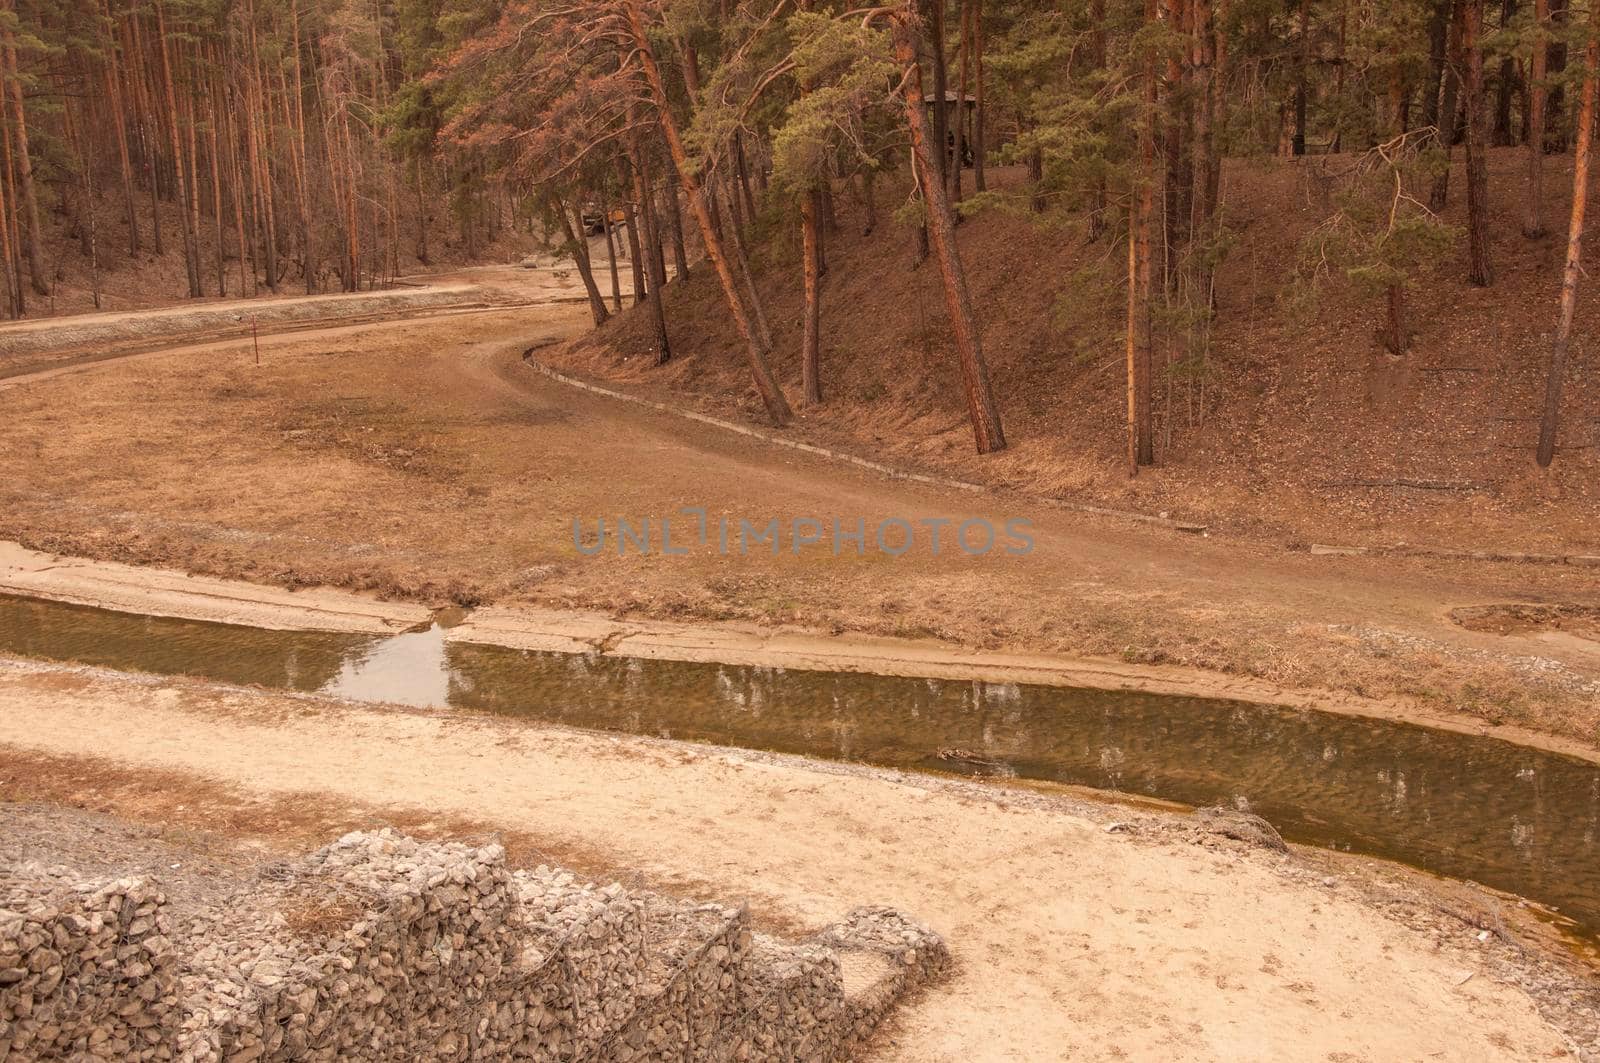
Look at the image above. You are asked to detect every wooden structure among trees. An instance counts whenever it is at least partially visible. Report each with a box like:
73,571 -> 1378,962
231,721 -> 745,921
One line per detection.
924,91 -> 978,167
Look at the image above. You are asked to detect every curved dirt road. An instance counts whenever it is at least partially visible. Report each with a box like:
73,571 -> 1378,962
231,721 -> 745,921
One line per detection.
0,283 -> 1598,1057
0,277 -> 1597,747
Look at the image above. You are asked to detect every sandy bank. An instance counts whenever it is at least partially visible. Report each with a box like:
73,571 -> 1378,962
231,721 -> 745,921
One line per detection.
0,662 -> 1592,1060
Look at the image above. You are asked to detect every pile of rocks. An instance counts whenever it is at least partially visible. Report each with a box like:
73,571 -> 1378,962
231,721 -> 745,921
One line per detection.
175,832 -> 523,1060
1,830 -> 947,1061
0,865 -> 178,1060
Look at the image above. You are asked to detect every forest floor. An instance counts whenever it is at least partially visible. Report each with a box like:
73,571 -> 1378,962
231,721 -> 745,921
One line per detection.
0,279 -> 1596,751
1,662 -> 1596,1061
560,151 -> 1600,555
14,183 -> 550,319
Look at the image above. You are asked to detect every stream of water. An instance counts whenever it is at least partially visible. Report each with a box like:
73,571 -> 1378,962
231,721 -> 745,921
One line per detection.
2,591 -> 1597,941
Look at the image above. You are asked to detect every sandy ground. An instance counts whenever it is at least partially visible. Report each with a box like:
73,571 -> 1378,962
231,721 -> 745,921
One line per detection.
0,282 -> 1594,751
0,662 -> 1594,1061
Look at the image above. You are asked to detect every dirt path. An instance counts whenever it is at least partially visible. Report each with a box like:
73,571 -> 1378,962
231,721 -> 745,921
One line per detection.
0,662 -> 1591,1061
0,289 -> 1596,750
0,262 -> 606,380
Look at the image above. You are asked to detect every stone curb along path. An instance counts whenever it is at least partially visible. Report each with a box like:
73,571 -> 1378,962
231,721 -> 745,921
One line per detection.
519,354 -> 1211,536
524,353 -> 1600,569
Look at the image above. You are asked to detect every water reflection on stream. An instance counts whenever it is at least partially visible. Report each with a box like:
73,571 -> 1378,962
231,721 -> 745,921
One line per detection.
2,591 -> 1598,939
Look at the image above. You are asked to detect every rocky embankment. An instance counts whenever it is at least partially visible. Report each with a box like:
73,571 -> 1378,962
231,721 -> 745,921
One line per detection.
0,830 -> 946,1061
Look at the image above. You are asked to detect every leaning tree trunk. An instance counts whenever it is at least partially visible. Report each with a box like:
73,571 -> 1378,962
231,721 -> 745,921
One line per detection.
722,182 -> 773,353
1536,2 -> 1598,467
888,6 -> 1006,454
624,0 -> 791,426
1526,0 -> 1549,237
554,193 -> 609,328
1463,0 -> 1495,286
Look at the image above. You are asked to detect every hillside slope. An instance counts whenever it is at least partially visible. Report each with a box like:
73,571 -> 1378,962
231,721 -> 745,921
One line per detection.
554,149 -> 1598,552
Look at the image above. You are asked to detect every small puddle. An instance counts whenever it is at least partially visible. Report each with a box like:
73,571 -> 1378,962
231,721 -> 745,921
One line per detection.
3,592 -> 1598,943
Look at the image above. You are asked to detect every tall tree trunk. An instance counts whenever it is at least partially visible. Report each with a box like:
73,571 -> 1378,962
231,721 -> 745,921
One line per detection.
77,101 -> 101,308
1464,0 -> 1494,285
1494,0 -> 1518,144
0,135 -> 13,316
860,168 -> 879,234
1088,0 -> 1108,236
950,0 -> 969,205
618,158 -> 645,302
1191,0 -> 1220,311
183,44 -> 205,294
1423,0 -> 1450,134
1526,0 -> 1549,236
662,149 -> 689,278
734,132 -> 757,224
800,189 -> 823,404
1330,0 -> 1347,151
1293,0 -> 1310,156
888,6 -> 1006,454
1163,0 -> 1192,257
926,0 -> 949,183
415,160 -> 430,265
1535,1 -> 1597,467
102,13 -> 140,256
625,0 -> 791,426
1430,2 -> 1463,211
208,92 -> 226,296
290,0 -> 314,293
0,118 -> 22,314
156,2 -> 202,297
1129,0 -> 1159,469
1,1 -> 49,297
603,190 -> 622,311
1547,0 -> 1569,150
0,106 -> 15,317
223,90 -> 251,295
629,125 -> 672,365
973,0 -> 987,192
1384,283 -> 1409,353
